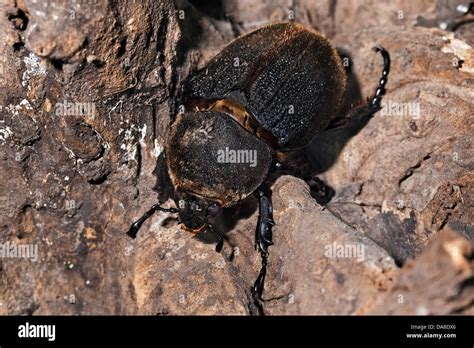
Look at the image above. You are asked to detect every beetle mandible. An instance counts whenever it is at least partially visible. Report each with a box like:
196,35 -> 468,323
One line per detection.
126,22 -> 390,314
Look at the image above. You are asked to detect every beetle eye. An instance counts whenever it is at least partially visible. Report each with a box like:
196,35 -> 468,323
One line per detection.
207,203 -> 221,217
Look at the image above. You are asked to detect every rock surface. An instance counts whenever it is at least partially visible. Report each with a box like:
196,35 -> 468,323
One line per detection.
364,227 -> 474,315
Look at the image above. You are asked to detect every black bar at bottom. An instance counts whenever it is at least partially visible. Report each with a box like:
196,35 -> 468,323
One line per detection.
0,315 -> 472,346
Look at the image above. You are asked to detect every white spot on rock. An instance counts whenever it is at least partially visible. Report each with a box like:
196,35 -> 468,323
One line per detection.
0,126 -> 13,144
152,139 -> 162,158
22,53 -> 47,88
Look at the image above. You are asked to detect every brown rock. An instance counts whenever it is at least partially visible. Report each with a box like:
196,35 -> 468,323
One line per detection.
363,228 -> 474,315
0,0 -> 472,316
261,176 -> 399,315
317,26 -> 474,263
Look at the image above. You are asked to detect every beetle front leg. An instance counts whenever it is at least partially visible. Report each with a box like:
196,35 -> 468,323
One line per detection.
127,203 -> 178,239
251,185 -> 274,314
207,224 -> 224,253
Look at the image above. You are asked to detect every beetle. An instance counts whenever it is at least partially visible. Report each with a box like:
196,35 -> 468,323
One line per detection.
126,22 -> 390,314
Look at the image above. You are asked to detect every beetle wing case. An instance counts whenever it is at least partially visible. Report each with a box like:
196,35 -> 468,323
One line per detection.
166,111 -> 273,205
185,22 -> 347,150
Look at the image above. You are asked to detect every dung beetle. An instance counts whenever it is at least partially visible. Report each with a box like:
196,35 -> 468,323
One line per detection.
127,22 -> 390,314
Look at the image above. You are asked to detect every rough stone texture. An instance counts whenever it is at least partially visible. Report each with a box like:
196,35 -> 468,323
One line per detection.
252,176 -> 399,315
0,0 -> 473,315
317,26 -> 474,264
363,228 -> 474,315
131,216 -> 248,315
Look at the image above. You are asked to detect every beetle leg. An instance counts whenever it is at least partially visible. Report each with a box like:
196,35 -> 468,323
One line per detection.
127,203 -> 179,239
370,46 -> 390,108
251,185 -> 274,313
324,46 -> 390,131
225,12 -> 242,38
208,224 -> 224,253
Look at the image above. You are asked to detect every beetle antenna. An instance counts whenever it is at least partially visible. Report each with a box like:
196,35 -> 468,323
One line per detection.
127,203 -> 179,239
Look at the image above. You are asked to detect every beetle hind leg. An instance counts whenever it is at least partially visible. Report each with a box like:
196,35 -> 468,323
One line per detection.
251,185 -> 274,314
324,46 -> 391,131
370,46 -> 390,109
442,2 -> 474,31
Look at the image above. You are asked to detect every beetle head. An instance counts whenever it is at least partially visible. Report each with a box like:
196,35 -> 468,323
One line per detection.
174,189 -> 222,233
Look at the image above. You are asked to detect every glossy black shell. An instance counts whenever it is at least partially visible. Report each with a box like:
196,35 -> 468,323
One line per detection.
185,22 -> 347,150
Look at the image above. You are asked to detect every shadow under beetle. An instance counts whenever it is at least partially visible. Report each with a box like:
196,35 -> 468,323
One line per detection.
127,22 -> 390,315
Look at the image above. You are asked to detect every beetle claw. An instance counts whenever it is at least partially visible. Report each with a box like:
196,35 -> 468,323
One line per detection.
215,241 -> 224,253
265,217 -> 275,226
